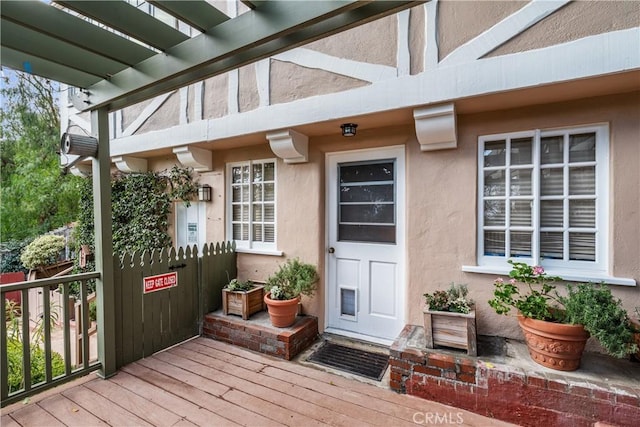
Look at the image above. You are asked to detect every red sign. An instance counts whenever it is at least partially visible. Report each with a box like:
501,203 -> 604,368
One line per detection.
143,272 -> 178,294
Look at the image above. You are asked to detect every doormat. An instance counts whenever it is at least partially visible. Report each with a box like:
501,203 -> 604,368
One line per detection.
307,342 -> 389,381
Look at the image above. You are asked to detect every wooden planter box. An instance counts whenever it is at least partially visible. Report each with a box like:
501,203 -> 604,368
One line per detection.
423,309 -> 477,356
222,285 -> 265,320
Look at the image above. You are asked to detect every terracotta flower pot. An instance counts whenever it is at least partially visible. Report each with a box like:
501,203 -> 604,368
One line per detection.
264,292 -> 300,328
517,314 -> 589,371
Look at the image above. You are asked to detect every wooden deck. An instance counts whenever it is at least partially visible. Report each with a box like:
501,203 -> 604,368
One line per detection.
1,338 -> 515,426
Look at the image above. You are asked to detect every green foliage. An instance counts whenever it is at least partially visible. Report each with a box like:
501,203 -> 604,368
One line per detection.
6,339 -> 66,393
20,235 -> 65,269
559,283 -> 637,358
225,278 -> 255,292
0,71 -> 81,241
489,261 -> 638,358
424,283 -> 473,314
75,167 -> 197,255
488,260 -> 562,321
5,299 -> 65,393
0,239 -> 31,273
265,258 -> 318,300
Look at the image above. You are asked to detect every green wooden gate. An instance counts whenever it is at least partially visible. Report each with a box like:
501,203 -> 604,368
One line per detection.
113,242 -> 236,368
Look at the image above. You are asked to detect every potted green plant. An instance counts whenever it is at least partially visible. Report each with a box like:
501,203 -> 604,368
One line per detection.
222,278 -> 265,320
263,258 -> 318,327
423,284 -> 477,355
20,234 -> 73,280
489,260 -> 638,371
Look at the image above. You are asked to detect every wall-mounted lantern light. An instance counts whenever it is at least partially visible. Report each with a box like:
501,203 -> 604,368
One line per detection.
340,123 -> 358,137
198,184 -> 212,202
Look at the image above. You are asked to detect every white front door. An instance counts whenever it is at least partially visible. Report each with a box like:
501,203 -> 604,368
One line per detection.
326,146 -> 405,344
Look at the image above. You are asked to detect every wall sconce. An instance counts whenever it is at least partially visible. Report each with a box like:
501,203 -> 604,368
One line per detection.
340,123 -> 358,137
198,184 -> 212,202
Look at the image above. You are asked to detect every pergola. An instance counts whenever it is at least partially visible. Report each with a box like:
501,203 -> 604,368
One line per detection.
1,0 -> 421,377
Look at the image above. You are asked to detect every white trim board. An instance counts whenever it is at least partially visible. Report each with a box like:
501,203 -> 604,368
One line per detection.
109,28 -> 639,157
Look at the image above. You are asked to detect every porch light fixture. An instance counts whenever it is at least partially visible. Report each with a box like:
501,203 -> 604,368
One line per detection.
341,123 -> 358,137
198,184 -> 212,202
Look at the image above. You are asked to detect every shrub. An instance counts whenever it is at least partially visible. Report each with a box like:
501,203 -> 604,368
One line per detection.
20,234 -> 65,270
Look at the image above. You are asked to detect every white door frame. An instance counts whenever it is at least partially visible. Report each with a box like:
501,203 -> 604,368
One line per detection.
324,145 -> 406,345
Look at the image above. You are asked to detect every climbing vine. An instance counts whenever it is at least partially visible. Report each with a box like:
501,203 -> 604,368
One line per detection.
75,166 -> 198,255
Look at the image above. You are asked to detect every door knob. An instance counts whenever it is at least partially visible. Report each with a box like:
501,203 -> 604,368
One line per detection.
328,247 -> 335,254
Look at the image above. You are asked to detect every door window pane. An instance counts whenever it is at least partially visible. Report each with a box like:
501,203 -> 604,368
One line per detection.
338,160 -> 396,243
540,168 -> 564,196
510,169 -> 532,196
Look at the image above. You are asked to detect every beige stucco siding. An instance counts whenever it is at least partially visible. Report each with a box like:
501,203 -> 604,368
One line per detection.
405,91 -> 640,342
489,0 -> 640,57
437,0 -> 528,61
203,74 -> 229,120
409,5 -> 426,75
238,64 -> 259,113
137,92 -> 180,134
306,14 -> 398,67
121,98 -> 152,132
269,60 -> 369,105
194,91 -> 638,343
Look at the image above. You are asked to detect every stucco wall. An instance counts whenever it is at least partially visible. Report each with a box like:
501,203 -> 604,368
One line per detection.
437,0 -> 527,61
488,0 -> 640,57
404,91 -> 640,343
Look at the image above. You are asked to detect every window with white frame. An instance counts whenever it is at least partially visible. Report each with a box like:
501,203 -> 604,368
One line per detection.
227,160 -> 276,250
478,124 -> 608,273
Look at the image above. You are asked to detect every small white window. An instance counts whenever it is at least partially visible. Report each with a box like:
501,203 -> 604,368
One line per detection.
477,124 -> 608,274
227,159 -> 277,251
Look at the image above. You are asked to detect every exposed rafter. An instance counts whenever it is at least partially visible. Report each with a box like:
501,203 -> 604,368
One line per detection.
148,1 -> 230,33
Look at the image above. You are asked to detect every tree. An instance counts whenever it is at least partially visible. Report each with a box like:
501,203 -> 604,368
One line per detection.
0,70 -> 81,241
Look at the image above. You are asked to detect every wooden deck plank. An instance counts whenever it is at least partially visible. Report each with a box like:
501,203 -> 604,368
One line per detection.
83,374 -> 183,427
164,346 -> 389,427
37,394 -> 107,426
62,383 -> 154,427
166,345 -> 411,426
111,371 -> 239,427
133,357 -> 281,427
260,365 -> 425,423
152,349 -> 361,426
3,338 -> 518,427
120,363 -> 241,427
1,414 -> 21,427
180,340 -> 266,372
7,400 -> 65,426
222,388 -> 327,427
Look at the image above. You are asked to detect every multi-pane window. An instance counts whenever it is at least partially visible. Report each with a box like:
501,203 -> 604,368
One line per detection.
478,125 -> 608,272
228,160 -> 276,250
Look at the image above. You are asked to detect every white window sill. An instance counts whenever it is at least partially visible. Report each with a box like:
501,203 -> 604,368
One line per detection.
235,248 -> 283,257
461,265 -> 636,287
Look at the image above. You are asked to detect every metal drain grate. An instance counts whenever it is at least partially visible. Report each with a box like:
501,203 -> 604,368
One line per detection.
307,342 -> 389,381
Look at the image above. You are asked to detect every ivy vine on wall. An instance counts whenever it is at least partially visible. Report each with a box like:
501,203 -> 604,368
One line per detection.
75,166 -> 198,255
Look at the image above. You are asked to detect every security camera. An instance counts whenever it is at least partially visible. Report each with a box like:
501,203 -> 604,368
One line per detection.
60,133 -> 98,157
